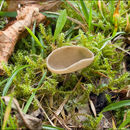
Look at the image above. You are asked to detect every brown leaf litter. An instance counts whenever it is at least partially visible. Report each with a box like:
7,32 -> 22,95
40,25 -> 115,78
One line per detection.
2,96 -> 43,130
0,0 -> 62,75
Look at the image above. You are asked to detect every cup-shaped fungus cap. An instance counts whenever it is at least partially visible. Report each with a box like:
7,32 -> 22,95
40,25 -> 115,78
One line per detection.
46,46 -> 94,74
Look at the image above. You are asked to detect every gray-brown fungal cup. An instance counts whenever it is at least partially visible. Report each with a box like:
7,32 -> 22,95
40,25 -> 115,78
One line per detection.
46,46 -> 94,74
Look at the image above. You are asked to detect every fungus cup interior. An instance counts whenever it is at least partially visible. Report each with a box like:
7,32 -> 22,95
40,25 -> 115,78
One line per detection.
47,46 -> 94,70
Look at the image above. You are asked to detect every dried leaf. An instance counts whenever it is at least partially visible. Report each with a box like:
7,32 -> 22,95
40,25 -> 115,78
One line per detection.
0,6 -> 46,74
6,0 -> 62,12
89,99 -> 96,117
36,0 -> 62,12
2,96 -> 42,130
6,0 -> 40,11
17,113 -> 42,130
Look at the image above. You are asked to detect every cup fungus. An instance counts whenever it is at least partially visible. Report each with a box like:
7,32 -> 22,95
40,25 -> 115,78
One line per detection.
46,46 -> 94,74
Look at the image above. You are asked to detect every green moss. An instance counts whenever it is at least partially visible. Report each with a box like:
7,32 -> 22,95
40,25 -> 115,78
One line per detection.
0,1 -> 129,129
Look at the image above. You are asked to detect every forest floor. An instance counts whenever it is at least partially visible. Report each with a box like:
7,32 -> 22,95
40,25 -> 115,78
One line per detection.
0,0 -> 130,130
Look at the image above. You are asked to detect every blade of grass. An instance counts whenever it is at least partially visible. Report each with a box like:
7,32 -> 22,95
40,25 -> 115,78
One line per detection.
99,37 -> 112,50
53,9 -> 67,41
79,0 -> 89,24
0,97 -> 5,127
25,26 -> 44,50
8,115 -> 16,129
100,31 -> 125,50
2,65 -> 31,96
32,21 -> 36,53
42,125 -> 64,130
0,11 -> 17,17
2,96 -> 13,130
42,12 -> 58,18
0,78 -> 8,87
23,71 -> 47,114
65,24 -> 75,37
88,2 -> 92,32
38,33 -> 45,58
102,100 -> 130,112
0,0 -> 4,11
119,117 -> 130,128
109,0 -> 114,22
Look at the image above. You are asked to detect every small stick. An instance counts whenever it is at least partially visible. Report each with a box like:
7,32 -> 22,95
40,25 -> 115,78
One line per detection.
34,96 -> 56,127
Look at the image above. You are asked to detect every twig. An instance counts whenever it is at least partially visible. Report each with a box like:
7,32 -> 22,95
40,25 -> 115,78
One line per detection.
51,111 -> 71,130
34,97 -> 56,127
93,71 -> 109,79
